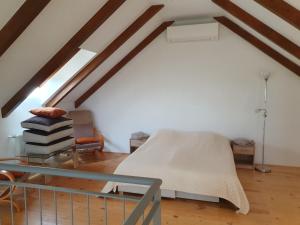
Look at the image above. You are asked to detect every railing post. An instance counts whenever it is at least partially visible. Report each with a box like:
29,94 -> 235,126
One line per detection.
153,190 -> 161,225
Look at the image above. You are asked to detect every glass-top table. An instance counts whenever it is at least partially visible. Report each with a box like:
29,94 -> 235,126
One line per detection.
18,146 -> 78,168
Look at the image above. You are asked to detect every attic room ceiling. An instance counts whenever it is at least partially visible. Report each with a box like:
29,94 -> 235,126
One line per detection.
1,0 -> 299,51
81,0 -> 299,62
148,0 -> 300,21
62,0 -> 299,108
0,0 -> 299,117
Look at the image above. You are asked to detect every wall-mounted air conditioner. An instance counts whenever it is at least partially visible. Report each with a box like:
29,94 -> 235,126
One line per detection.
167,22 -> 219,43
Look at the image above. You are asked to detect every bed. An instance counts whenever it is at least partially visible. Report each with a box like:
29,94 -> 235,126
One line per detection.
102,129 -> 250,214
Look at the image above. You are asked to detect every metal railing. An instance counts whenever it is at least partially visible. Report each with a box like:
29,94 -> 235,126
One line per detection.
0,163 -> 162,225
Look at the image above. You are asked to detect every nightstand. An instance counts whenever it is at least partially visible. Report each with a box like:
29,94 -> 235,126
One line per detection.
129,138 -> 148,153
231,142 -> 255,169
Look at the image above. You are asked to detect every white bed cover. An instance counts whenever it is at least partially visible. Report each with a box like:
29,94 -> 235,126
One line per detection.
102,129 -> 250,214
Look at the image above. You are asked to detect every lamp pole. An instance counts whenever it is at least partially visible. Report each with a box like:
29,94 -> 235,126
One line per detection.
255,73 -> 271,173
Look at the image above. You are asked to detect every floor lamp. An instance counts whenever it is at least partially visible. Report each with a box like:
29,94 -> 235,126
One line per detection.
255,72 -> 271,173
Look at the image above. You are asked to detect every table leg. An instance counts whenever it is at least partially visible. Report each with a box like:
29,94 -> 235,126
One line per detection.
73,147 -> 79,169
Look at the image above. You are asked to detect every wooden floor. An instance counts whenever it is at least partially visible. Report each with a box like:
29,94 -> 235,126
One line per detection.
1,152 -> 300,225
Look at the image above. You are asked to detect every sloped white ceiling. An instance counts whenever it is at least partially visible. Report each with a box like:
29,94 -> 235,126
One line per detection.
65,0 -> 162,102
0,0 -> 299,109
0,0 -> 107,107
62,0 -> 299,106
231,0 -> 300,64
81,0 -> 152,52
144,0 -> 300,63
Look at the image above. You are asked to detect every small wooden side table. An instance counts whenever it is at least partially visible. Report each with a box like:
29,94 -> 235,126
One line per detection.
231,142 -> 255,169
129,138 -> 148,153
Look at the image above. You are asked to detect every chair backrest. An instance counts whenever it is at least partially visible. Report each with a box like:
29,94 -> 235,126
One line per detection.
68,110 -> 94,138
69,110 -> 93,125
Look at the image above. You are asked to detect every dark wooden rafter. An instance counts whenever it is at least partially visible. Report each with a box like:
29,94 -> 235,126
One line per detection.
45,5 -> 164,108
254,0 -> 300,30
1,0 -> 125,118
214,16 -> 300,76
75,21 -> 174,108
40,48 -> 81,86
212,0 -> 300,59
0,0 -> 51,57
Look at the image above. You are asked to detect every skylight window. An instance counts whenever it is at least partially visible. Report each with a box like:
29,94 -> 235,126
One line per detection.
28,49 -> 97,103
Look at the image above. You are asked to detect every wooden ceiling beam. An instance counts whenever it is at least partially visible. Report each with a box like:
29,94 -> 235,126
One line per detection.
75,21 -> 174,108
212,0 -> 300,59
46,5 -> 164,107
1,0 -> 125,118
0,0 -> 51,57
214,16 -> 300,76
254,0 -> 300,30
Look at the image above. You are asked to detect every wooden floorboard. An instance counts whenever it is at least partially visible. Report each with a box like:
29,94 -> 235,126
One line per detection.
1,152 -> 299,225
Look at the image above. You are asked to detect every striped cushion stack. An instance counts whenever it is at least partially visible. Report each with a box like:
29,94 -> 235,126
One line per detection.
21,116 -> 75,155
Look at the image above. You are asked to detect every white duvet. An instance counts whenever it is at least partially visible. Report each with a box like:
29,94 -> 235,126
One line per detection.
102,129 -> 250,214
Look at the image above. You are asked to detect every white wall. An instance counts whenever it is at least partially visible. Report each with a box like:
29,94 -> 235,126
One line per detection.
81,26 -> 300,167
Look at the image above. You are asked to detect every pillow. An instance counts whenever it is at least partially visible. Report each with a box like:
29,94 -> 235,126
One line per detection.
76,137 -> 99,144
25,136 -> 75,154
30,107 -> 66,118
21,116 -> 73,132
23,126 -> 74,144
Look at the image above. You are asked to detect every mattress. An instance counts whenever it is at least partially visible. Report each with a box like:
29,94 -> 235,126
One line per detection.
23,126 -> 73,144
102,129 -> 250,214
21,116 -> 73,132
25,136 -> 75,154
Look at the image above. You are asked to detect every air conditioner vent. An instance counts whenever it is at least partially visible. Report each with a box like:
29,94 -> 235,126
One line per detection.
167,22 -> 219,42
